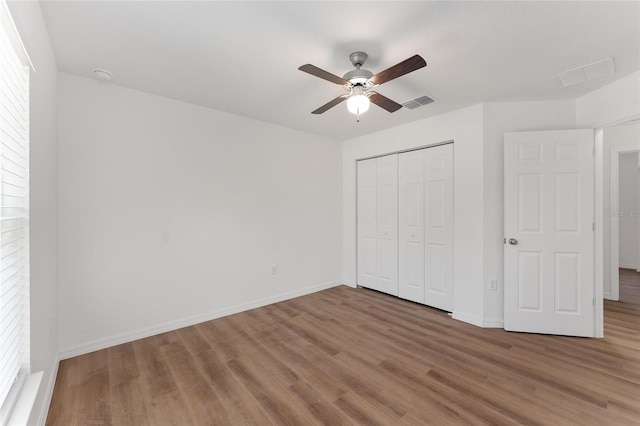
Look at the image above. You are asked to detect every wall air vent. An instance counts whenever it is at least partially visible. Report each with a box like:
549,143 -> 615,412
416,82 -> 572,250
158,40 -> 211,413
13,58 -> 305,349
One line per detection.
402,95 -> 435,110
553,57 -> 615,87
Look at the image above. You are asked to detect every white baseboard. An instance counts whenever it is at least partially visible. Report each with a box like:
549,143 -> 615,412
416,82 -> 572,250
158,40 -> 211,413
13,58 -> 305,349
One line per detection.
480,319 -> 504,328
619,263 -> 638,270
36,356 -> 59,426
452,312 -> 504,328
59,281 -> 342,360
342,280 -> 357,288
603,292 -> 613,300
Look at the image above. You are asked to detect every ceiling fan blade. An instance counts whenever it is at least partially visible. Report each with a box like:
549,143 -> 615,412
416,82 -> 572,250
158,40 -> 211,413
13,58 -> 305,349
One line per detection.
368,92 -> 403,113
370,55 -> 427,86
311,95 -> 348,114
299,64 -> 349,86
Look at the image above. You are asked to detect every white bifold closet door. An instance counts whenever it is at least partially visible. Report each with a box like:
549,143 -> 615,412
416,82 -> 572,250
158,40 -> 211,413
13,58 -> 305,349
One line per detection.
357,154 -> 398,296
357,158 -> 377,289
398,150 -> 425,302
423,145 -> 454,311
399,144 -> 454,311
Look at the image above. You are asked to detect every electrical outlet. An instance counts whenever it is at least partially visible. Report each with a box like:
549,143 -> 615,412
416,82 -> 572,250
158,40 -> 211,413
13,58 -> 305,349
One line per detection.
489,279 -> 497,291
271,265 -> 278,275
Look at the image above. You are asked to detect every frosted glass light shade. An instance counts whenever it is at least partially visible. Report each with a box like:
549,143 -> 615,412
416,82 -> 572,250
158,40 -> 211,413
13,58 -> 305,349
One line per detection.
347,94 -> 370,114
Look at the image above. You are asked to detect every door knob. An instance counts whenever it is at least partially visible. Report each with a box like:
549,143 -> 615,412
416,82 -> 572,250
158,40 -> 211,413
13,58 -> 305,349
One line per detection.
508,238 -> 518,245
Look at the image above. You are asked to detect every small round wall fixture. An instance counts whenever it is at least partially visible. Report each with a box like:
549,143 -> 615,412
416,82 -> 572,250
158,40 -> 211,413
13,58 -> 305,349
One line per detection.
93,68 -> 113,81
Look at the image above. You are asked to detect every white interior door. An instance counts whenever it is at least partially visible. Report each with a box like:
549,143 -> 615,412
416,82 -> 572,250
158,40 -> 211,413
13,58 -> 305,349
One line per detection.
375,154 -> 398,296
504,129 -> 595,337
424,144 -> 454,311
357,158 -> 377,289
399,150 -> 425,303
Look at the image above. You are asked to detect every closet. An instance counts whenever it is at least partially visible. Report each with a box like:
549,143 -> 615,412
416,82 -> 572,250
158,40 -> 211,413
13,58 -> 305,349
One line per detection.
356,143 -> 454,312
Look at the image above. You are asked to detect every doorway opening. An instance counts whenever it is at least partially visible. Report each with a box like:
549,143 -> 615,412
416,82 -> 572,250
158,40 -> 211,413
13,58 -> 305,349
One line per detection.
618,268 -> 640,305
614,149 -> 640,305
603,120 -> 640,306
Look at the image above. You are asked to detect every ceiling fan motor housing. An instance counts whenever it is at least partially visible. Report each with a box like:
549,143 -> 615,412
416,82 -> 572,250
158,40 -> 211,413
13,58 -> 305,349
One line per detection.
343,68 -> 373,85
344,51 -> 373,84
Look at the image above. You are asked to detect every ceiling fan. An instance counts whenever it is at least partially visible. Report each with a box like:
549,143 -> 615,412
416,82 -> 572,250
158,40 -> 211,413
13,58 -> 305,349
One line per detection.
298,51 -> 427,119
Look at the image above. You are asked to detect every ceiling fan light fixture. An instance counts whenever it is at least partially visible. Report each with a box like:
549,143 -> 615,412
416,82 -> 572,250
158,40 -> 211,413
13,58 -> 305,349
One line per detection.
347,86 -> 370,115
347,95 -> 370,114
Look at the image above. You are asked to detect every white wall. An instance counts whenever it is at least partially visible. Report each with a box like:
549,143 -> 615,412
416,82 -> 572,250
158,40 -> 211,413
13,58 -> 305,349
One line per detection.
342,104 -> 487,325
618,152 -> 639,268
57,72 -> 342,356
602,123 -> 640,297
576,70 -> 640,128
6,1 -> 59,424
482,101 -> 577,324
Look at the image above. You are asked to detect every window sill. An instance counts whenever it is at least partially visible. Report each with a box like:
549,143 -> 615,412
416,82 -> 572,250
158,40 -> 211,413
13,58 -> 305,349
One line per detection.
7,371 -> 42,426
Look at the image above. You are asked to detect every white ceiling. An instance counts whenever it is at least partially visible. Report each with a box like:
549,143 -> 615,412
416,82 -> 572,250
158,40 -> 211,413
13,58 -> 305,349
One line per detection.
39,1 -> 640,141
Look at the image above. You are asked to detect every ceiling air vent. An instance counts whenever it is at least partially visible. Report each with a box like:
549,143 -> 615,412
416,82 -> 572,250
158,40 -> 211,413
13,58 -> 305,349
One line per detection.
553,57 -> 615,87
402,95 -> 435,110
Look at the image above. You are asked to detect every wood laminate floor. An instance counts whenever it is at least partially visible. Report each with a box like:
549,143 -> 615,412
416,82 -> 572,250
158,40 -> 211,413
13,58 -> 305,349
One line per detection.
620,268 -> 640,306
47,285 -> 640,425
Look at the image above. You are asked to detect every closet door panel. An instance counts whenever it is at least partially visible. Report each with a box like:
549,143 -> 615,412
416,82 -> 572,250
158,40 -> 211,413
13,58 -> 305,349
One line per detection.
398,150 -> 425,303
424,144 -> 454,311
357,158 -> 377,289
376,154 -> 399,296
426,243 -> 446,293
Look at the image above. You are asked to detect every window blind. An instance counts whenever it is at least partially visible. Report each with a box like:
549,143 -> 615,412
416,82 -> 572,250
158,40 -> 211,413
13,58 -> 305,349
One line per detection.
0,1 -> 30,423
